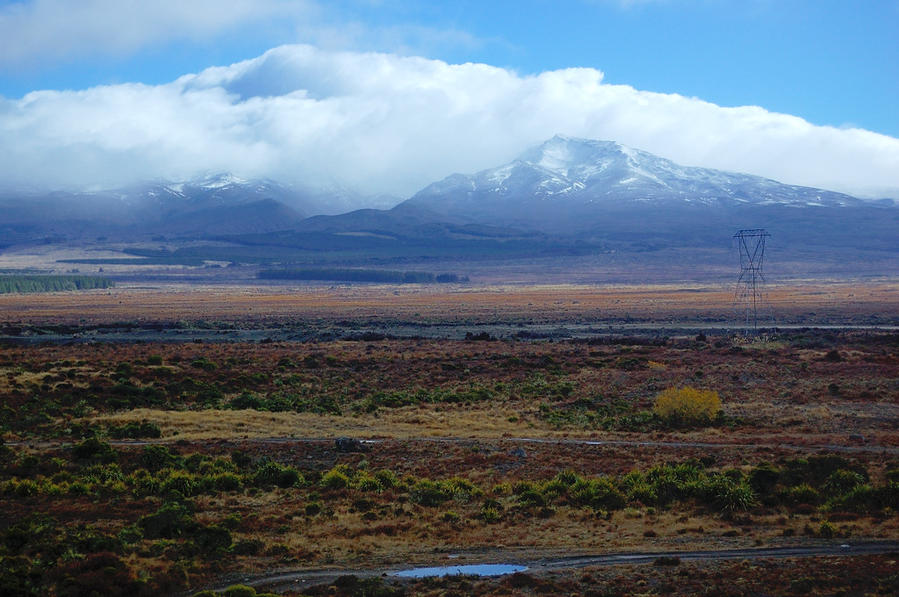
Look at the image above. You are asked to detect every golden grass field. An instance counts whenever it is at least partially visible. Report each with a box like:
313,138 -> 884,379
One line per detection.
1,279 -> 897,326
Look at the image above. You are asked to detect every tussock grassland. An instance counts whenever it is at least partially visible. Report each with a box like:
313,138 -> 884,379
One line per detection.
1,280 -> 896,325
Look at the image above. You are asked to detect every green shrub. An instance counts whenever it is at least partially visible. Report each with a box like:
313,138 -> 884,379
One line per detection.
229,392 -> 264,410
139,502 -> 194,539
118,525 -> 143,545
253,461 -> 302,488
141,445 -> 181,472
836,483 -> 897,512
817,521 -> 836,538
71,438 -> 117,463
191,358 -> 217,372
824,469 -> 865,495
517,488 -> 546,508
354,474 -> 381,492
444,477 -> 482,502
221,585 -> 257,597
626,481 -> 657,505
305,501 -> 322,516
570,477 -> 626,511
481,503 -> 502,524
710,479 -> 756,513
554,469 -> 582,487
410,480 -> 451,507
748,463 -> 780,495
194,525 -> 232,554
55,551 -> 139,597
161,470 -> 197,497
108,421 -> 162,439
781,483 -> 820,506
320,469 -> 350,490
210,472 -> 242,492
232,538 -> 265,555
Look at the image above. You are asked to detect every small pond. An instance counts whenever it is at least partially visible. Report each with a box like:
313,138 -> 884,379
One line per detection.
393,564 -> 527,578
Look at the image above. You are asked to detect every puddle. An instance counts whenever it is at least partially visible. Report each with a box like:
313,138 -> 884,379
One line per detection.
393,564 -> 527,578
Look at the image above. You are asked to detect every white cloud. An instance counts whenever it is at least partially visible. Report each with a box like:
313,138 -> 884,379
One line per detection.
0,0 -> 485,72
1,44 -> 897,200
0,0 -> 310,68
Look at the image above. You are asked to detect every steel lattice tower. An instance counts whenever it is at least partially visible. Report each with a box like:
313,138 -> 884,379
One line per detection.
733,229 -> 770,331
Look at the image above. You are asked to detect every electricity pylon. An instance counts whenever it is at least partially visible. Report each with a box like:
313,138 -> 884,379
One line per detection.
733,229 -> 771,331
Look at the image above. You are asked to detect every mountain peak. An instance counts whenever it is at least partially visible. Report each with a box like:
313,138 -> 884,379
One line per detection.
408,135 -> 867,216
516,136 -> 628,178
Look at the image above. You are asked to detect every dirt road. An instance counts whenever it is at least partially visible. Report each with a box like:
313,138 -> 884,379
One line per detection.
203,541 -> 899,594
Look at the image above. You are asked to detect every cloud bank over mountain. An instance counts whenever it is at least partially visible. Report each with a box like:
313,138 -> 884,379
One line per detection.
1,44 -> 897,200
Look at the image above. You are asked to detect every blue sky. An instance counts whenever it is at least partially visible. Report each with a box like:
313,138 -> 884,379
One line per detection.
0,0 -> 897,197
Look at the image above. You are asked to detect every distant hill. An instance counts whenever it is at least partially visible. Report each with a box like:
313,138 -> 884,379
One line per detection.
2,137 -> 896,278
0,174 -> 399,241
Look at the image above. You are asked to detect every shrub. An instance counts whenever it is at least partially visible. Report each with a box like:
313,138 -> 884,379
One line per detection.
781,483 -> 820,506
161,471 -> 197,497
652,386 -> 721,426
355,475 -> 381,492
210,472 -> 242,492
108,421 -> 162,439
320,469 -> 350,490
139,502 -> 194,539
55,552 -> 139,597
570,477 -> 626,511
374,469 -> 399,490
118,525 -> 143,545
836,483 -> 897,512
222,585 -> 257,597
710,479 -> 756,513
817,521 -> 836,538
190,358 -> 217,372
304,501 -> 322,516
824,469 -> 866,495
141,445 -> 181,472
481,504 -> 502,523
194,525 -> 232,554
444,477 -> 482,502
232,538 -> 265,555
748,463 -> 780,495
71,438 -> 117,463
517,488 -> 547,508
253,461 -> 302,488
229,392 -> 264,410
410,480 -> 451,507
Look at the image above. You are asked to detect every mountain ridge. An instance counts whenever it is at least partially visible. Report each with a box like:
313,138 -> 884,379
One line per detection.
405,135 -> 878,215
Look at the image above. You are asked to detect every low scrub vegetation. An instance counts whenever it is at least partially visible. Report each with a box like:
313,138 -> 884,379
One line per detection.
3,434 -> 896,595
0,275 -> 113,294
258,268 -> 468,284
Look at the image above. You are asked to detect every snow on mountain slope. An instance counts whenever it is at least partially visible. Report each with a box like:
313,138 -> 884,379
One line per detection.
409,135 -> 866,210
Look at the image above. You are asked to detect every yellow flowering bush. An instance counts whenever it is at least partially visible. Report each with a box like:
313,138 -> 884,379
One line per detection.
652,386 -> 721,426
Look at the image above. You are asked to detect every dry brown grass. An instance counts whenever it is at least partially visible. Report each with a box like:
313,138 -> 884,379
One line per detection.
1,280 -> 896,325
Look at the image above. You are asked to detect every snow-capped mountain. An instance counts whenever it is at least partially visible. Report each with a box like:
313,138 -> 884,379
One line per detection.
0,174 -> 402,241
405,135 -> 868,216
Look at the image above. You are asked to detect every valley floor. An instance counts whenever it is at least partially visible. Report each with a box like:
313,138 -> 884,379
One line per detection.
0,283 -> 897,596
